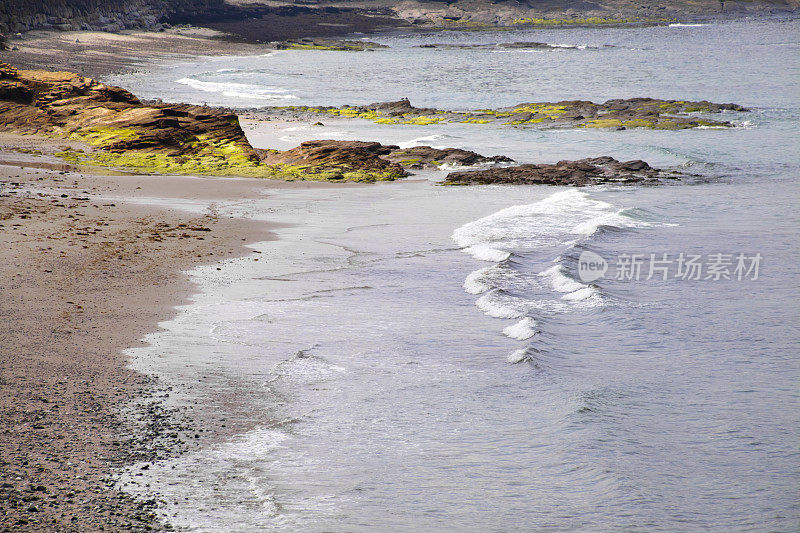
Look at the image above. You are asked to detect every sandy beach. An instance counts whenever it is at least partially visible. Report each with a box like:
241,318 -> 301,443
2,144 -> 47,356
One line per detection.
0,27 -> 269,78
0,133 -> 287,530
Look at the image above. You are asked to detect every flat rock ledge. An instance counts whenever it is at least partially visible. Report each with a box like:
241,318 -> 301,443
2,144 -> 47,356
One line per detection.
444,157 -> 675,186
270,97 -> 749,129
260,140 -> 514,179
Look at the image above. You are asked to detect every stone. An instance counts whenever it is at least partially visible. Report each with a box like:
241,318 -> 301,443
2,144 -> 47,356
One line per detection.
444,156 -> 672,186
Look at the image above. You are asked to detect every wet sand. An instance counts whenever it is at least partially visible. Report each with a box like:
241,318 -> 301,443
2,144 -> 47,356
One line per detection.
0,27 -> 270,78
0,134 -> 316,531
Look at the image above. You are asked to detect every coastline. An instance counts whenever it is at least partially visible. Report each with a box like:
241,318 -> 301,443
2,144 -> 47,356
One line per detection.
0,27 -> 271,79
0,13 -> 797,530
0,134 -> 286,530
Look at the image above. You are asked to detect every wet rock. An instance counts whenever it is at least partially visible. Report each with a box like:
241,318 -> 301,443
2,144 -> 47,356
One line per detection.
384,145 -> 513,169
260,140 -> 408,181
363,98 -> 439,116
278,96 -> 749,130
444,156 -> 670,186
0,62 -> 257,160
273,38 -> 388,51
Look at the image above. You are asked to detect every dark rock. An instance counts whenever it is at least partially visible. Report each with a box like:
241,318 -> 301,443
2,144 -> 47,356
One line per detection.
444,156 -> 666,186
364,98 -> 439,116
384,145 -> 513,169
260,139 -> 407,179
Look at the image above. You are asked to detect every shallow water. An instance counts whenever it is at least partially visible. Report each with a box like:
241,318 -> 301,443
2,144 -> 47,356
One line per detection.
113,18 -> 799,532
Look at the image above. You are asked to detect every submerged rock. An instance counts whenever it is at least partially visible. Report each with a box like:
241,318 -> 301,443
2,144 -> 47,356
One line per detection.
444,156 -> 672,186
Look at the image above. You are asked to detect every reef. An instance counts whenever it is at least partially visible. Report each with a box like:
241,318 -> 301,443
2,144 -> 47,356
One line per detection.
268,97 -> 749,130
261,140 -> 514,178
443,157 -> 677,186
273,38 -> 388,51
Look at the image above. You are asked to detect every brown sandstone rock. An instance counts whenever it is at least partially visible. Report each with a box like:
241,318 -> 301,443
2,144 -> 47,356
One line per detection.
0,61 -> 257,159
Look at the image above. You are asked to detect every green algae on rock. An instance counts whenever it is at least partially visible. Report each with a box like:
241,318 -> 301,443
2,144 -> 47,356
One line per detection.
0,62 -> 409,182
273,39 -> 389,51
510,16 -> 672,27
267,97 -> 749,130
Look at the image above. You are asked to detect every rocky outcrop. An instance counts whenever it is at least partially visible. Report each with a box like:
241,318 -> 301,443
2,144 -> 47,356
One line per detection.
0,0 -> 224,34
364,98 -> 440,116
260,140 -> 513,177
260,140 -> 407,181
2,0 -> 796,38
0,61 -> 256,159
390,0 -> 800,27
383,145 -> 513,169
444,157 -> 672,186
0,62 -> 404,181
273,38 -> 388,51
275,97 -> 749,130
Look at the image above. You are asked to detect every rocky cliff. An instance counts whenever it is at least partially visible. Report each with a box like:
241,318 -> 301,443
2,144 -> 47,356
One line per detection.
2,0 -> 797,38
0,0 -> 224,34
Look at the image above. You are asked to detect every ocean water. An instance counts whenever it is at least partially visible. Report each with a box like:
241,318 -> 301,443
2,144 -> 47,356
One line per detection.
112,18 -> 799,531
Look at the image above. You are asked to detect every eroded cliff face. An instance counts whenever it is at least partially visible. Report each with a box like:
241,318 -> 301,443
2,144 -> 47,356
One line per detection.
0,0 -> 223,34
2,0 -> 797,37
388,0 -> 799,25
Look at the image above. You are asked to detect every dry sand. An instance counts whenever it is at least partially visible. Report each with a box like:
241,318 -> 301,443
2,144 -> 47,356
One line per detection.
0,134 -> 324,531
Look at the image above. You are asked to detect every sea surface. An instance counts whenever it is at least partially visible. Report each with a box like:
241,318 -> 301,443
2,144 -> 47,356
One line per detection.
112,18 -> 799,531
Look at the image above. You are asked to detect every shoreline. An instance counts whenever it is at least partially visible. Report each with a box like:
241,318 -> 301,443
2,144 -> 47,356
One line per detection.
0,134 -> 306,530
0,27 -> 272,79
0,14 -> 796,530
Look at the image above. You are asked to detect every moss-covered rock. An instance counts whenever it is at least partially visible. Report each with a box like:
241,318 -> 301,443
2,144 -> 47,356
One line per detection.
266,97 -> 747,131
0,62 -> 407,182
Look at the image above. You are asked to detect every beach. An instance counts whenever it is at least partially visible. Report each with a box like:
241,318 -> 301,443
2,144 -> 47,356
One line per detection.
0,27 -> 268,78
0,132 -> 284,530
1,13 -> 799,532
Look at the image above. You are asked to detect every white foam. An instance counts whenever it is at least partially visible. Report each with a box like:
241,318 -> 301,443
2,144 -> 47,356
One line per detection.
561,286 -> 598,302
572,208 -> 650,235
503,317 -> 538,340
668,23 -> 707,27
438,161 -> 498,172
539,264 -> 586,293
175,78 -> 298,101
464,266 -> 495,294
507,349 -> 529,364
397,134 -> 458,150
476,291 -> 523,319
463,244 -> 511,262
452,189 -> 618,253
551,43 -> 590,49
